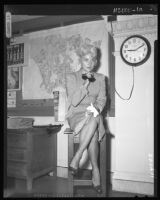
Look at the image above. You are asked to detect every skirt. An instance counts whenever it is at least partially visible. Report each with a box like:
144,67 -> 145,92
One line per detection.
67,110 -> 106,143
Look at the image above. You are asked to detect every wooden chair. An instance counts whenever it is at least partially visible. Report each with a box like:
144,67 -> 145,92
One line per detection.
64,128 -> 107,197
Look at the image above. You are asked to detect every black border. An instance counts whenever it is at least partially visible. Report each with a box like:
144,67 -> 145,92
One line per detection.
2,3 -> 159,198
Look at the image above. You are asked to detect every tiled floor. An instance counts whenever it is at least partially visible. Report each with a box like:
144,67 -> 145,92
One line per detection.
4,174 -> 152,198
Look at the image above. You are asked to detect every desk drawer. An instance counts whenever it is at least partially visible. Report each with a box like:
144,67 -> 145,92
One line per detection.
7,134 -> 27,148
7,148 -> 28,161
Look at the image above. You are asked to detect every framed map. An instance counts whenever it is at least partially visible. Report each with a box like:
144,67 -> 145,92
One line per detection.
22,20 -> 105,100
8,66 -> 21,91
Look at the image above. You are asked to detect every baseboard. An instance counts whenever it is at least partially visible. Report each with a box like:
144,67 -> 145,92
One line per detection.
112,179 -> 154,196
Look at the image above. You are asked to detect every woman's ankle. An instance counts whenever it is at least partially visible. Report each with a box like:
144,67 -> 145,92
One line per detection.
70,152 -> 82,169
92,166 -> 99,173
70,159 -> 78,169
92,168 -> 100,186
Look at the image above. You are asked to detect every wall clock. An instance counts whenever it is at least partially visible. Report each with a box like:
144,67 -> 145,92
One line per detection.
120,35 -> 151,66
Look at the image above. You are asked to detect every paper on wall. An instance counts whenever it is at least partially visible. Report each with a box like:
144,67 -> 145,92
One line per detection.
7,91 -> 16,107
57,90 -> 66,122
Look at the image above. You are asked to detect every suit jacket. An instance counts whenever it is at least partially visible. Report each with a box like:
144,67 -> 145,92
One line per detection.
65,68 -> 107,142
66,68 -> 107,118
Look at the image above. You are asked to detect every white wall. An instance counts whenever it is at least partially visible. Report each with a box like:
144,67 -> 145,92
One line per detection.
107,15 -> 157,195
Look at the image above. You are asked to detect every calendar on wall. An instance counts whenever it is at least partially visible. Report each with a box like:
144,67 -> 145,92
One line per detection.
7,35 -> 29,67
7,43 -> 24,66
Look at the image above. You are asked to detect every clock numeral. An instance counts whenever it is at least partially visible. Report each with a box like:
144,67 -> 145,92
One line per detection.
123,50 -> 126,53
134,58 -> 137,62
124,45 -> 128,48
133,38 -> 136,43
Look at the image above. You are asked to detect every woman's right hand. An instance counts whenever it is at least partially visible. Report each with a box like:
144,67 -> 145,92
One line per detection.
86,103 -> 99,117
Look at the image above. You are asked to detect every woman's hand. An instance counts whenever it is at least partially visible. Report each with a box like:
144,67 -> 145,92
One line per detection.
86,103 -> 99,117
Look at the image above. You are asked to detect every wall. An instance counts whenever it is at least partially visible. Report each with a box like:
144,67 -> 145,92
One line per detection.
105,15 -> 157,195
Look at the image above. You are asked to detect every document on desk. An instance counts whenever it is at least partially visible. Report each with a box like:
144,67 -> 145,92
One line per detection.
33,117 -> 62,126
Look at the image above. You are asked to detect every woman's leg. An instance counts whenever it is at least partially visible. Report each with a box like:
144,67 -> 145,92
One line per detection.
87,130 -> 100,186
69,115 -> 99,169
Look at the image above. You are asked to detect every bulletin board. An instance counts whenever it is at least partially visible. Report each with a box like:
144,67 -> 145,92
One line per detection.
7,90 -> 54,116
7,83 -> 55,117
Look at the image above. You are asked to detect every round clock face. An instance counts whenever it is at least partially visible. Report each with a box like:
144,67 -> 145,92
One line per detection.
120,35 -> 151,66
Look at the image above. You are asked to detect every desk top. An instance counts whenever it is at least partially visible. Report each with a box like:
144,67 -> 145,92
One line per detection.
8,124 -> 63,135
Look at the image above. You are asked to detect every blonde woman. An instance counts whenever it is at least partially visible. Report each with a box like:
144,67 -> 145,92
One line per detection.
66,44 -> 107,194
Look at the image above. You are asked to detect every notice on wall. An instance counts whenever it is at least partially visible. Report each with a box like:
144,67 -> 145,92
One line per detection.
57,90 -> 66,122
53,90 -> 66,122
7,91 -> 16,107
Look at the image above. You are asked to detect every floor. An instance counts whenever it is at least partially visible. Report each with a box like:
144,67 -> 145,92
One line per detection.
4,173 -> 152,198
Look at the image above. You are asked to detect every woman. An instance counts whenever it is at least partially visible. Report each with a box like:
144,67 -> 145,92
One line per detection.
65,44 -> 107,194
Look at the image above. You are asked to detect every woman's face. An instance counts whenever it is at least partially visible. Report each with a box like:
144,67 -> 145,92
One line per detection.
81,53 -> 97,73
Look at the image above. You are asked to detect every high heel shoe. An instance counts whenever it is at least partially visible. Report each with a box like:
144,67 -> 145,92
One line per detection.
68,166 -> 78,175
92,183 -> 102,194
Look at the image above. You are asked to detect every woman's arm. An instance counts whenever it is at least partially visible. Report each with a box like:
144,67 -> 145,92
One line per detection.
94,75 -> 107,113
66,73 -> 89,107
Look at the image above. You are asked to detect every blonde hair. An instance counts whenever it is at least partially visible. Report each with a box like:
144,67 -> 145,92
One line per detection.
77,43 -> 97,59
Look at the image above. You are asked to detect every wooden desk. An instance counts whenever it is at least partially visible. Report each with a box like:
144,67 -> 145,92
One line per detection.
7,125 -> 62,191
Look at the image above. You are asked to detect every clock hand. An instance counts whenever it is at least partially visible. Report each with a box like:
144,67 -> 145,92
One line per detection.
127,49 -> 136,51
135,44 -> 145,50
126,44 -> 145,52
